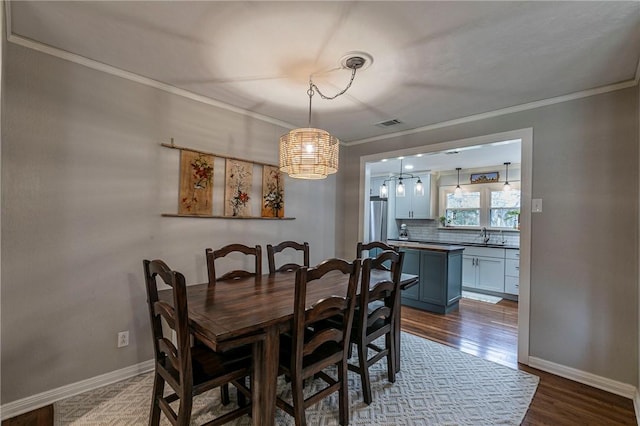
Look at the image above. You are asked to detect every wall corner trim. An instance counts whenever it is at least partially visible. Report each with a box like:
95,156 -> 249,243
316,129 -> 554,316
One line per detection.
528,356 -> 637,400
634,389 -> 640,426
0,360 -> 154,421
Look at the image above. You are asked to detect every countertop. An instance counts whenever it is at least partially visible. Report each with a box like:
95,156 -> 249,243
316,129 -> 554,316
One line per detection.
388,240 -> 465,252
388,239 -> 519,250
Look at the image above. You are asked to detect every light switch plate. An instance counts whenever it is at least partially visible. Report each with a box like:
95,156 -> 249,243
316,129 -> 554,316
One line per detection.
532,198 -> 542,213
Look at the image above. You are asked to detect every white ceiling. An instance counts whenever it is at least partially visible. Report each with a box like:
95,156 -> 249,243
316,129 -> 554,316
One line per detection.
8,1 -> 640,144
367,138 -> 521,175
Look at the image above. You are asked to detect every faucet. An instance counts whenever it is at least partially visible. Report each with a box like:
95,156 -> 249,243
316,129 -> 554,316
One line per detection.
481,227 -> 490,244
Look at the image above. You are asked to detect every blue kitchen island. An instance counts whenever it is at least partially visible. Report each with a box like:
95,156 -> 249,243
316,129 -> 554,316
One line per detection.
389,240 -> 465,314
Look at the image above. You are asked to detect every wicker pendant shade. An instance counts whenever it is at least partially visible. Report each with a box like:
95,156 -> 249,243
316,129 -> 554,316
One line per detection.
279,54 -> 368,180
279,128 -> 339,179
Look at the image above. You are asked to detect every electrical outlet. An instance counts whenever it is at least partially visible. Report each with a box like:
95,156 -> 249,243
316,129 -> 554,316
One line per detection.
117,331 -> 129,348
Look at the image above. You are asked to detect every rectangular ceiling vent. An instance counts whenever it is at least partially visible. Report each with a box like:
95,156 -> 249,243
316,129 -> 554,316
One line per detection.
375,118 -> 403,128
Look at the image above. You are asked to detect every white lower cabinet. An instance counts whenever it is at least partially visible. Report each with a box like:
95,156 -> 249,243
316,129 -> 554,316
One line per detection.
462,247 -> 505,292
462,247 -> 520,295
504,249 -> 520,295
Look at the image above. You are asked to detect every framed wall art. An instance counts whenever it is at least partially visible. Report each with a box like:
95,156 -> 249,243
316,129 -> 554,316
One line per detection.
224,159 -> 253,217
262,165 -> 285,218
178,150 -> 214,215
470,171 -> 499,184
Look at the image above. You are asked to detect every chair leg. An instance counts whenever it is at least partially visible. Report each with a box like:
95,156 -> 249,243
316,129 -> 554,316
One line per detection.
221,383 -> 230,405
237,378 -> 247,407
338,359 -> 349,426
176,390 -> 193,426
387,332 -> 396,383
291,375 -> 307,426
149,373 -> 164,426
357,341 -> 372,405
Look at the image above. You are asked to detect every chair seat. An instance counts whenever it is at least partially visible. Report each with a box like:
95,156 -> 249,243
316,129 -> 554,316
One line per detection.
192,345 -> 252,383
279,333 -> 343,374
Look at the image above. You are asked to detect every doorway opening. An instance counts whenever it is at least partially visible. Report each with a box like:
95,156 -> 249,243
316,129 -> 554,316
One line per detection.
358,128 -> 532,365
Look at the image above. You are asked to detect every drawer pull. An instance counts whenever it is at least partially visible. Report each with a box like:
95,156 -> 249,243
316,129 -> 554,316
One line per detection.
515,266 -> 519,270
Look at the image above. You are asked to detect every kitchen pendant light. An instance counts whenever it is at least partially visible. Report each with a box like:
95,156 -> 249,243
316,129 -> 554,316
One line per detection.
503,162 -> 511,192
279,55 -> 368,179
454,167 -> 463,197
379,182 -> 389,198
378,159 -> 425,199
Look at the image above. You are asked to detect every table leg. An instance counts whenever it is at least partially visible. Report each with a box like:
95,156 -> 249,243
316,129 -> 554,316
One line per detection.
252,326 -> 279,426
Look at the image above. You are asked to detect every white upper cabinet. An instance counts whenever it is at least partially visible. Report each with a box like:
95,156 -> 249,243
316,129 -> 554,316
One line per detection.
395,174 -> 436,219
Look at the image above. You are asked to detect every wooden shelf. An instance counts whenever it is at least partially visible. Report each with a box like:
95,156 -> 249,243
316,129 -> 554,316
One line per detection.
162,213 -> 295,220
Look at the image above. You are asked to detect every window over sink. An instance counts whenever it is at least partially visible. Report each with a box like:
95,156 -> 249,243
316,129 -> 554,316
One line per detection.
442,183 -> 520,229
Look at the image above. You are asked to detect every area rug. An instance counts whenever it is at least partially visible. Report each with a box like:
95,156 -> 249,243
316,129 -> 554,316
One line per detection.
54,333 -> 538,425
462,290 -> 503,304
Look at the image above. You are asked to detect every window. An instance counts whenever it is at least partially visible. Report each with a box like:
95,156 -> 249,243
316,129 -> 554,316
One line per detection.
445,191 -> 480,227
441,183 -> 520,229
490,189 -> 521,228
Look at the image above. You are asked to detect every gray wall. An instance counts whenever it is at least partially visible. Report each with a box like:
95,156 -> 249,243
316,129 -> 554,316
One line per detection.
1,43 -> 338,403
339,87 -> 639,386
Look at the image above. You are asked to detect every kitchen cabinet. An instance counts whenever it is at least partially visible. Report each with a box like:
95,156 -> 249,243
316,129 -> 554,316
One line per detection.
395,174 -> 435,219
504,249 -> 520,295
397,245 -> 463,314
370,176 -> 387,197
462,247 -> 505,292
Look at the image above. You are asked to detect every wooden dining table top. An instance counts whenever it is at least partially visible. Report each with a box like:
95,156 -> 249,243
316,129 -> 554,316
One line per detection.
159,269 -> 419,350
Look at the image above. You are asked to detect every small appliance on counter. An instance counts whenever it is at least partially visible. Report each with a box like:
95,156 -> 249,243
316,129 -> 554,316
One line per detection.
399,223 -> 409,240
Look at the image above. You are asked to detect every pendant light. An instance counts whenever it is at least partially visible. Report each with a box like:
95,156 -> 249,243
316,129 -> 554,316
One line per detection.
503,162 -> 511,192
378,158 -> 425,199
279,55 -> 368,180
454,167 -> 463,197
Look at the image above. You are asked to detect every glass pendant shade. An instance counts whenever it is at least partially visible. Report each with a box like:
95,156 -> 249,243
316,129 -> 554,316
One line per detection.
454,167 -> 463,198
415,178 -> 424,196
396,179 -> 406,197
503,162 -> 511,192
379,183 -> 388,198
279,128 -> 339,179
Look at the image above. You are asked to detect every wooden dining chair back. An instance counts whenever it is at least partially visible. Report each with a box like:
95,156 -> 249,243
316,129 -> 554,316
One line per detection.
143,259 -> 252,426
206,244 -> 262,285
276,258 -> 361,426
356,241 -> 396,271
266,241 -> 310,273
348,250 -> 404,405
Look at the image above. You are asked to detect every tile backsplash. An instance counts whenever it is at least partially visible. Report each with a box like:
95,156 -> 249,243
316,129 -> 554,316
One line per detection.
396,219 -> 520,247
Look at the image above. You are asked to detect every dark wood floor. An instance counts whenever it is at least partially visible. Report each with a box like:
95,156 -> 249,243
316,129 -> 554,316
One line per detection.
4,298 -> 637,425
402,298 -> 637,425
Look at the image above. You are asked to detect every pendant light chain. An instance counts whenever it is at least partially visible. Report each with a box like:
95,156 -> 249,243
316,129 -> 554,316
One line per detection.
310,67 -> 358,100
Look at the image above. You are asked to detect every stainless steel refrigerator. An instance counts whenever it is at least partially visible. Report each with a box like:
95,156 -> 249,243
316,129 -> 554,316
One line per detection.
369,196 -> 388,242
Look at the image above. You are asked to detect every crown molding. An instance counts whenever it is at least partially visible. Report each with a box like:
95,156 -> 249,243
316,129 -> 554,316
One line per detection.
5,2 -> 638,149
345,79 -> 638,146
6,33 -> 297,132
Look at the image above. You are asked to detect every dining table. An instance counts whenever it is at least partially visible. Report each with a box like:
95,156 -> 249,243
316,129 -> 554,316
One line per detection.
159,268 -> 418,426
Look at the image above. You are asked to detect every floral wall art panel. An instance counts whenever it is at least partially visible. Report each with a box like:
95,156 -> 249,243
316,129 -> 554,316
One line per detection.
224,159 -> 253,217
262,165 -> 285,218
178,150 -> 214,215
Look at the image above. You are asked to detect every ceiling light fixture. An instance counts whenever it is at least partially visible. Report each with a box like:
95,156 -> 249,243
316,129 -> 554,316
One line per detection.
454,167 -> 463,197
379,159 -> 425,199
279,55 -> 368,179
503,162 -> 512,192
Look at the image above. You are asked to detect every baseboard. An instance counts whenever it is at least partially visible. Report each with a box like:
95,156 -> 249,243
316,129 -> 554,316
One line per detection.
528,356 -> 636,399
0,359 -> 154,421
634,389 -> 640,426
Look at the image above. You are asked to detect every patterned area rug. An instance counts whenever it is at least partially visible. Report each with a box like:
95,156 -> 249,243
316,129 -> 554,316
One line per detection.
462,290 -> 503,304
54,333 -> 538,425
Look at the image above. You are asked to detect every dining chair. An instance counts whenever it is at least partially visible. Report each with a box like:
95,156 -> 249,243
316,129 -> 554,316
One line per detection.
206,243 -> 262,285
276,258 -> 361,426
143,259 -> 252,426
266,241 -> 310,273
348,250 -> 404,405
356,241 -> 396,271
